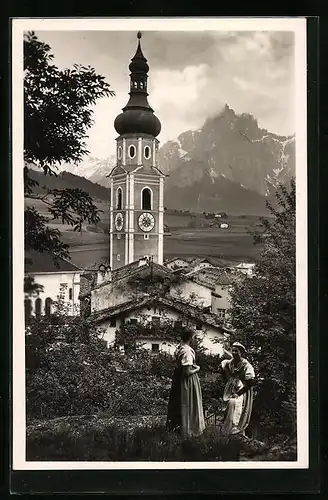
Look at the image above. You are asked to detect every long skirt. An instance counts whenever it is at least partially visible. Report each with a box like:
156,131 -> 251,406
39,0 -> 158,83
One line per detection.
221,385 -> 254,437
166,367 -> 205,438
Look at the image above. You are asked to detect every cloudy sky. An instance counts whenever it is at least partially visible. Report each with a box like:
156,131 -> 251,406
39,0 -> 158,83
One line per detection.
35,29 -> 295,159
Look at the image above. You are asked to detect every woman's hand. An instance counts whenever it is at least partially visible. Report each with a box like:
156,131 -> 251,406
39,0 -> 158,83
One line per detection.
183,365 -> 200,376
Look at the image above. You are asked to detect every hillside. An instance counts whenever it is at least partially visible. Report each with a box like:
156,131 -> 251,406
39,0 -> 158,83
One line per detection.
26,169 -> 109,202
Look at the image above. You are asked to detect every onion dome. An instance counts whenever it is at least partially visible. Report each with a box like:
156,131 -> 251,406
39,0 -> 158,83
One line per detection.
114,32 -> 161,138
129,31 -> 149,74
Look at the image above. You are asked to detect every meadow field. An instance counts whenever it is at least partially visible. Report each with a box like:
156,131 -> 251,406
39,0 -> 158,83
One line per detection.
25,198 -> 263,269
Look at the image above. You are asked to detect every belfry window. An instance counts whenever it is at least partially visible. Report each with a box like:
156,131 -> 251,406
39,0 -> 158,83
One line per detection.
128,145 -> 136,159
144,146 -> 151,159
117,146 -> 122,160
116,187 -> 123,210
141,187 -> 152,210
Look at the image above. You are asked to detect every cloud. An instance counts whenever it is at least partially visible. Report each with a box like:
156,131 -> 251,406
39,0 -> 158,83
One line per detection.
35,29 -> 295,157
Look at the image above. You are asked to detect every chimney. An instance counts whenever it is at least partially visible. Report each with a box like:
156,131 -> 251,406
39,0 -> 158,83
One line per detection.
97,264 -> 112,285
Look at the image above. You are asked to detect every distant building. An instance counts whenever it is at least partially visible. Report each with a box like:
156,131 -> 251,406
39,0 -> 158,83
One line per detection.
164,257 -> 189,271
183,257 -> 215,274
173,266 -> 240,319
234,262 -> 255,276
25,251 -> 81,317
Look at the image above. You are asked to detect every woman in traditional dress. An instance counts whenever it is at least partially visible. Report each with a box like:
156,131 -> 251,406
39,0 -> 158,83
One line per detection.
220,342 -> 255,437
166,328 -> 205,438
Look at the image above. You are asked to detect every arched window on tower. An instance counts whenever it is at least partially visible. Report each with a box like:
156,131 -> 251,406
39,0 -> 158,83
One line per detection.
141,187 -> 152,211
116,187 -> 123,210
45,297 -> 53,317
35,297 -> 42,317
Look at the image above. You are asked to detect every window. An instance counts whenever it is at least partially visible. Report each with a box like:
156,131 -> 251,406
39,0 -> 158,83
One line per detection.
69,288 -> 73,300
117,254 -> 121,261
117,146 -> 122,160
152,316 -> 160,326
35,297 -> 42,316
144,146 -> 151,159
128,145 -> 136,159
217,308 -> 226,318
144,234 -> 149,240
117,233 -> 121,239
116,187 -> 123,210
110,317 -> 116,327
130,318 -> 138,325
59,283 -> 67,301
24,299 -> 32,319
45,297 -> 52,317
141,187 -> 152,210
151,343 -> 160,353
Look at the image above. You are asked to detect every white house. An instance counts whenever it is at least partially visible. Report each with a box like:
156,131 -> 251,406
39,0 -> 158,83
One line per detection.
233,262 -> 255,276
87,294 -> 226,356
164,257 -> 190,271
25,251 -> 81,317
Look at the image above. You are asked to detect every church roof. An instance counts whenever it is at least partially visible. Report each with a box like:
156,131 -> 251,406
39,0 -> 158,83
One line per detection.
25,251 -> 81,273
87,295 -> 228,333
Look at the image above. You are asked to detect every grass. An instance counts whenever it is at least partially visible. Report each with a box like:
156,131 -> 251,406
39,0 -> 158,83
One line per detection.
25,197 -> 263,269
26,415 -> 257,462
26,415 -> 296,462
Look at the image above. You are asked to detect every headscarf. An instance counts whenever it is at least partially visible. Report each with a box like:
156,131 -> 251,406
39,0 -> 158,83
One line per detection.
232,341 -> 247,355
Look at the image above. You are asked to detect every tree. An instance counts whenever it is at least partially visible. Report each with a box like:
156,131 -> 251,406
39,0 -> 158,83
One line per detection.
24,32 -> 115,263
229,179 -> 296,437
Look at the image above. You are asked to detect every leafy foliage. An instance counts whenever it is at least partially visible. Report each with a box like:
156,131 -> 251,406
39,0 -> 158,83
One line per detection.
24,275 -> 44,297
229,179 -> 296,436
26,295 -> 225,423
23,31 -> 114,261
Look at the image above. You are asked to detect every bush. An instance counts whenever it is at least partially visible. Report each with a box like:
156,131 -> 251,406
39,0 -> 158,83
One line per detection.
26,417 -> 251,462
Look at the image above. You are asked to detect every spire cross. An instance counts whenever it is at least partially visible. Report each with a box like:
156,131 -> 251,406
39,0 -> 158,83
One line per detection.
137,31 -> 142,39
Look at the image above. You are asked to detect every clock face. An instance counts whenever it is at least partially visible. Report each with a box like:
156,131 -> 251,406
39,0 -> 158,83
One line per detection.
138,212 -> 155,232
115,212 -> 124,231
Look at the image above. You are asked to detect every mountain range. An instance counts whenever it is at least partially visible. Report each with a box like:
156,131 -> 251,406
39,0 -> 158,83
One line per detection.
57,104 -> 295,215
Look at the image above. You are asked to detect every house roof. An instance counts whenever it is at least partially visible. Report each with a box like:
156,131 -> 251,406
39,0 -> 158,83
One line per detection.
184,267 -> 240,288
79,260 -> 174,299
164,257 -> 189,265
25,251 -> 81,273
110,260 -> 173,285
87,295 -> 228,333
84,258 -> 110,272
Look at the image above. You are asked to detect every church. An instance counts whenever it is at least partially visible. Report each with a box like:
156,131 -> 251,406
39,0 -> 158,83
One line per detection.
81,33 -> 234,355
109,31 -> 164,269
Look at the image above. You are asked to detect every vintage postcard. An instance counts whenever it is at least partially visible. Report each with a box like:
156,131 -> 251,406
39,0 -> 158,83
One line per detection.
12,17 -> 308,472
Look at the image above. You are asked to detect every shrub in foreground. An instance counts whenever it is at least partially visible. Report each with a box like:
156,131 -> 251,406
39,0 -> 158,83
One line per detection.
26,417 -> 294,462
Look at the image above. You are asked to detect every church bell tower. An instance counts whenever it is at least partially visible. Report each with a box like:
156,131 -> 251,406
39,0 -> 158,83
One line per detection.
109,32 -> 165,270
